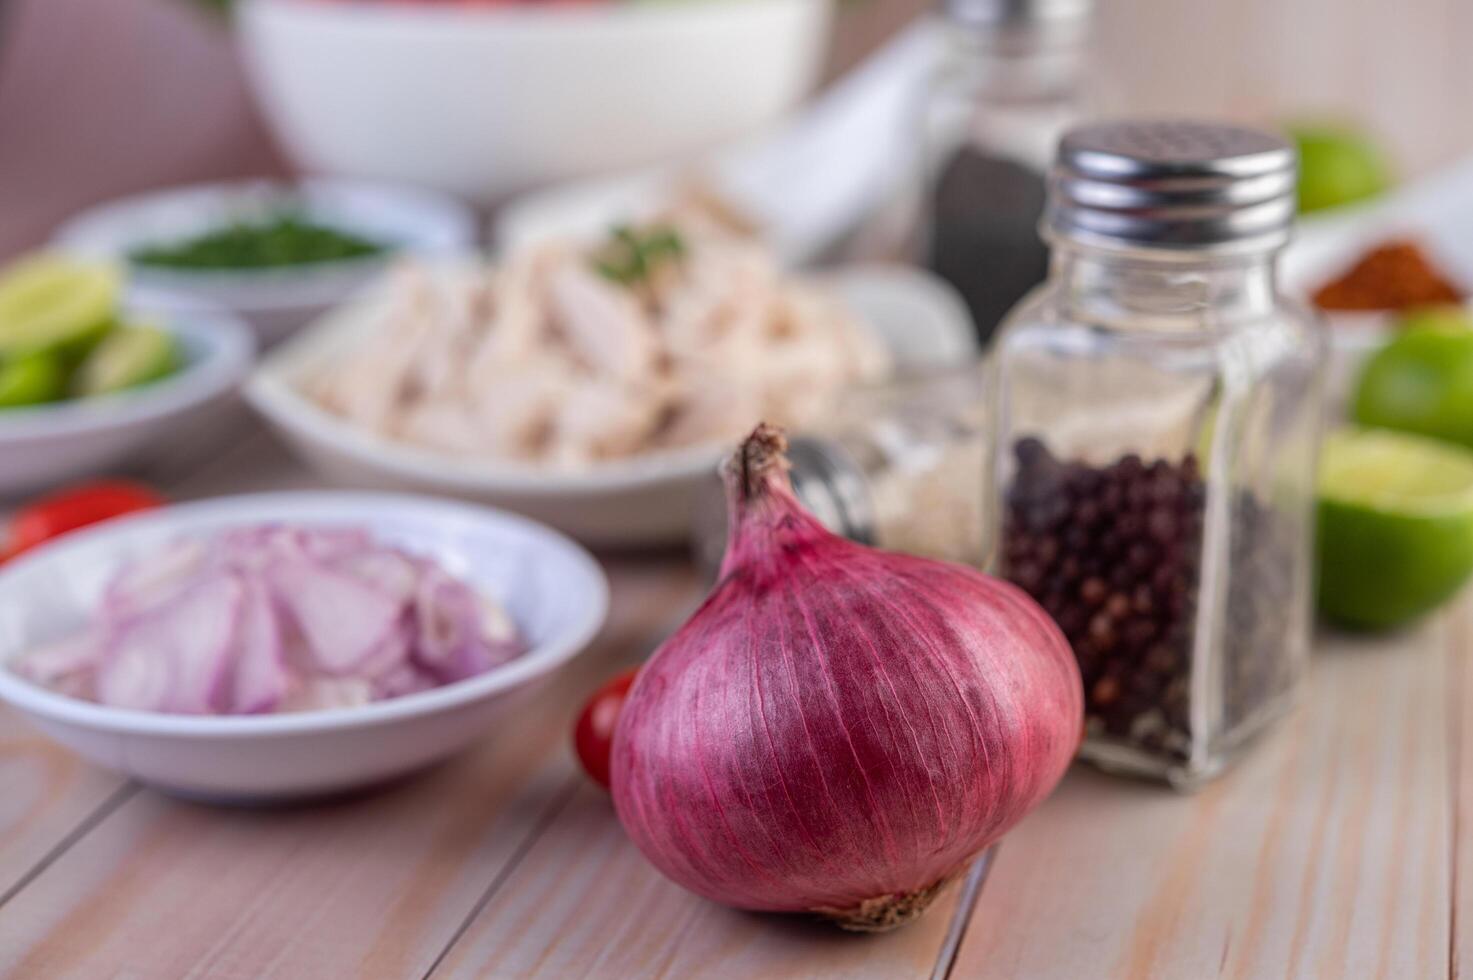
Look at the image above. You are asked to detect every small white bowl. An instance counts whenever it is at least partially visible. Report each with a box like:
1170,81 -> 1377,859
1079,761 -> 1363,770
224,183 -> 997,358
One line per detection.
1282,210 -> 1473,418
0,492 -> 608,803
0,305 -> 254,498
54,179 -> 477,347
245,263 -> 977,546
238,0 -> 833,205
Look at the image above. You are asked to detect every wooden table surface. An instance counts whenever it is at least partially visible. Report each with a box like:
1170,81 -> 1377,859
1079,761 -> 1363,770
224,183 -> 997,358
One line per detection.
2,0 -> 1471,974
0,428 -> 1463,979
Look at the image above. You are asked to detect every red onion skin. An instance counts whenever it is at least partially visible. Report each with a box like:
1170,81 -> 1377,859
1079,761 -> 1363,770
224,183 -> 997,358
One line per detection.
611,427 -> 1082,928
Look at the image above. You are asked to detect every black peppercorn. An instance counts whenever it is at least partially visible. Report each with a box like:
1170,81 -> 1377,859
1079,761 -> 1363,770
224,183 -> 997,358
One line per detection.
1003,437 -> 1294,767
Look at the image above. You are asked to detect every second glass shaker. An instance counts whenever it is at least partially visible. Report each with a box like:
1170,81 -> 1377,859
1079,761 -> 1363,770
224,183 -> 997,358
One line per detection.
916,0 -> 1095,343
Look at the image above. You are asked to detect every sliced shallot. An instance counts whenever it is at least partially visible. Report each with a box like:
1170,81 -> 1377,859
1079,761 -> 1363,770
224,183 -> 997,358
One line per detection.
14,524 -> 525,716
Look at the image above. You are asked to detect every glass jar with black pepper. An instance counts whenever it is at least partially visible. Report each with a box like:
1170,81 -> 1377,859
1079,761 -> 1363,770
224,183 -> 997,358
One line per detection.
992,121 -> 1324,789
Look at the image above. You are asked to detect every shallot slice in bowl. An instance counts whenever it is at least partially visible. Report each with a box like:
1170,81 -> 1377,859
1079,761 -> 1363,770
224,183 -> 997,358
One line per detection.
229,577 -> 289,714
412,565 -> 522,683
98,573 -> 244,714
102,537 -> 206,622
14,631 -> 100,699
268,558 -> 409,676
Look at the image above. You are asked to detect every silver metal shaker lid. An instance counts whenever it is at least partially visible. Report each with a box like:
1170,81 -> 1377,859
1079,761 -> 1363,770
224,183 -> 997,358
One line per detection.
1046,120 -> 1298,253
943,0 -> 1092,30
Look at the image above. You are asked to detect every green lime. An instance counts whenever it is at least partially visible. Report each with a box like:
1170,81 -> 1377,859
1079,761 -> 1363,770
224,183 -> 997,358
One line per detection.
71,322 -> 179,397
1352,323 -> 1473,448
1317,427 -> 1473,629
1396,305 -> 1473,334
1291,123 -> 1393,214
0,254 -> 120,359
0,353 -> 65,408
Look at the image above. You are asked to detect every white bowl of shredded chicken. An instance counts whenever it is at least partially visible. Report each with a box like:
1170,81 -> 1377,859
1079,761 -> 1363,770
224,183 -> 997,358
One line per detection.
246,219 -> 976,545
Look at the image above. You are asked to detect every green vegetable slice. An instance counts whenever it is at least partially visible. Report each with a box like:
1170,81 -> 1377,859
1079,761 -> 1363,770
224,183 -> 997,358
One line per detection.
71,322 -> 180,397
593,225 -> 686,286
0,255 -> 119,358
0,353 -> 65,408
129,212 -> 386,270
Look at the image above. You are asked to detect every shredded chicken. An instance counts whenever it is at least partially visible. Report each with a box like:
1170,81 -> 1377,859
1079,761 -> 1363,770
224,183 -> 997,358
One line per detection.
312,219 -> 891,468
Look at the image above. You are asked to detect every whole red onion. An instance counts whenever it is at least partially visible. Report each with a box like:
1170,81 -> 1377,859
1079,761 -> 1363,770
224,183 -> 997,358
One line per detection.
611,424 -> 1082,931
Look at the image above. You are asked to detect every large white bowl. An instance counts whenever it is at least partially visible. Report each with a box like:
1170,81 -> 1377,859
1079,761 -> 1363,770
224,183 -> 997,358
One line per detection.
495,20 -> 946,267
0,492 -> 609,803
54,179 -> 476,348
0,306 -> 255,498
238,0 -> 834,205
245,263 -> 977,546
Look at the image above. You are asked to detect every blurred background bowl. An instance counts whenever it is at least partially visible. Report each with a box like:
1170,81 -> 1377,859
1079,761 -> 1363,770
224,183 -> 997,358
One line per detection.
0,491 -> 609,803
237,0 -> 834,206
54,178 -> 476,348
0,303 -> 255,498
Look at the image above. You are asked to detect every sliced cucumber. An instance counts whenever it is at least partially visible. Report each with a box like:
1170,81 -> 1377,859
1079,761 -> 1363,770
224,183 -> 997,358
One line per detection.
0,255 -> 120,358
0,353 -> 65,408
71,322 -> 179,397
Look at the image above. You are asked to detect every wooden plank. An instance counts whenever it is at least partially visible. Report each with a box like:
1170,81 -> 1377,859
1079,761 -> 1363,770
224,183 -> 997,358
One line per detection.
0,560 -> 702,980
431,781 -> 971,980
0,423 -> 264,910
159,426 -> 329,501
950,614 -> 1456,979
1448,597 -> 1471,980
0,710 -> 129,906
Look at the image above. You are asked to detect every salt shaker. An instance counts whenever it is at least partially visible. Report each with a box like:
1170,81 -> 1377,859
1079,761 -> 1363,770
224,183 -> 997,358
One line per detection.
693,366 -> 991,574
992,121 -> 1324,789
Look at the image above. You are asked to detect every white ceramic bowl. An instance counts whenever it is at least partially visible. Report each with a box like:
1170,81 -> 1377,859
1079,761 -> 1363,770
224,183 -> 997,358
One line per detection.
53,179 -> 476,348
493,20 -> 944,267
0,492 -> 608,803
0,306 -> 254,498
245,263 -> 977,546
1283,206 -> 1473,419
238,0 -> 834,205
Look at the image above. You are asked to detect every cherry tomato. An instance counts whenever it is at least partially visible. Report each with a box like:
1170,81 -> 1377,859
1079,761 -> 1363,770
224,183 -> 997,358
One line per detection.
574,668 -> 638,789
8,481 -> 165,558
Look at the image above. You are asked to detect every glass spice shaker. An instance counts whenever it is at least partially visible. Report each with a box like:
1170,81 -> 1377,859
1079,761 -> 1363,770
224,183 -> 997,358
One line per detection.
992,121 -> 1324,789
913,0 -> 1096,344
692,365 -> 992,575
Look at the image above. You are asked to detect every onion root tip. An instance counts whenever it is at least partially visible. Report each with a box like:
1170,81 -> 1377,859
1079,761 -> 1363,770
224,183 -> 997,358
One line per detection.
814,877 -> 951,933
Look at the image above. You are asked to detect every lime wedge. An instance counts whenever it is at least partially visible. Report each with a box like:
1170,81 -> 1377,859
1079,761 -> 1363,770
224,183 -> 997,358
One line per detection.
1397,305 -> 1473,335
0,353 -> 65,408
1352,324 -> 1473,450
1290,122 -> 1392,214
1317,427 -> 1473,630
0,255 -> 120,359
71,322 -> 179,397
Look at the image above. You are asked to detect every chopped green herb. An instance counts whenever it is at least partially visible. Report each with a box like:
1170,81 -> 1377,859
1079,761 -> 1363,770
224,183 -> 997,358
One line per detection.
130,212 -> 387,271
594,224 -> 686,286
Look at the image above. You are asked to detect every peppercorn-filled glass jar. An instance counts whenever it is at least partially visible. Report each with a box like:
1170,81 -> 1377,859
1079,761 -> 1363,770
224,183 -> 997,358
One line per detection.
992,121 -> 1324,789
912,0 -> 1095,344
